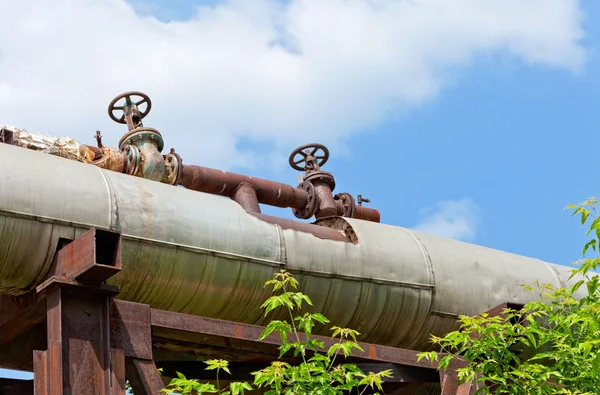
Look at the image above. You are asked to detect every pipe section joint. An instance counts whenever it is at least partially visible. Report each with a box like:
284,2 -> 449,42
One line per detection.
118,127 -> 166,182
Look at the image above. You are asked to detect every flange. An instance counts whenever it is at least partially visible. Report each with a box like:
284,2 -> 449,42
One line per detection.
118,127 -> 164,152
162,149 -> 182,185
292,182 -> 319,220
303,171 -> 336,191
122,144 -> 141,176
334,192 -> 355,218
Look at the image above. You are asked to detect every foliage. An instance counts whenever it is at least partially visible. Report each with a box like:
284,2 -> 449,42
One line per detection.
417,198 -> 600,394
162,270 -> 392,394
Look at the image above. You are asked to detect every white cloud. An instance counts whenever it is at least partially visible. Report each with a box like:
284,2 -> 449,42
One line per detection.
414,198 -> 480,242
0,0 -> 587,169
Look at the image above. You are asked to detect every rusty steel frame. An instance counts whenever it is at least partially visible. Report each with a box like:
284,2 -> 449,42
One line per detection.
0,227 -> 489,394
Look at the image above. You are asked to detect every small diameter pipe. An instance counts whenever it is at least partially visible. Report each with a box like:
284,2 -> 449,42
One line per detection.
232,182 -> 261,213
180,164 -> 380,223
179,165 -> 308,209
352,205 -> 381,223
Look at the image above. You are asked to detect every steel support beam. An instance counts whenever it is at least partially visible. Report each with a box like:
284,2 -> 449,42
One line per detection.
150,308 -> 438,369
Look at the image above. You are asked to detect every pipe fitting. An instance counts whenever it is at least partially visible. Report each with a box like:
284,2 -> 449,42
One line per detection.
119,127 -> 166,182
303,171 -> 338,219
232,181 -> 261,213
162,149 -> 182,186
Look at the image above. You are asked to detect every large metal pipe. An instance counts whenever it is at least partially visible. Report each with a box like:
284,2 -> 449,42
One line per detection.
0,143 -> 585,360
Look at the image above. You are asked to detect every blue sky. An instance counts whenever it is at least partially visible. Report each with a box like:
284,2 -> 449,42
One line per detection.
122,0 -> 599,265
1,0 -> 599,381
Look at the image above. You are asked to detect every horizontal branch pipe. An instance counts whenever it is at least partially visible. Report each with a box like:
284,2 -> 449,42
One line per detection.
180,164 -> 381,223
340,202 -> 381,223
179,165 -> 308,209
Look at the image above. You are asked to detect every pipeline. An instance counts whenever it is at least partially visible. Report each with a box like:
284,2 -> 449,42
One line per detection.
0,141 -> 586,358
178,164 -> 381,222
1,93 -> 381,227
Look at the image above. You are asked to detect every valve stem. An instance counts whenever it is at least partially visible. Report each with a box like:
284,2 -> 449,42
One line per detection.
94,130 -> 103,148
358,195 -> 371,206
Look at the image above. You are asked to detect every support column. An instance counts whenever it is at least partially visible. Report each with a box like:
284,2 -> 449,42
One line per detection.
34,286 -> 124,395
32,228 -> 126,395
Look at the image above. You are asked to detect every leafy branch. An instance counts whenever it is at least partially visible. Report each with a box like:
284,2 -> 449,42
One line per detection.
417,198 -> 600,394
162,269 -> 392,394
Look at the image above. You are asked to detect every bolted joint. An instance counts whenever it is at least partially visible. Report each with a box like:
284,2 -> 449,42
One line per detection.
119,127 -> 166,182
292,182 -> 319,219
334,193 -> 356,218
161,148 -> 182,186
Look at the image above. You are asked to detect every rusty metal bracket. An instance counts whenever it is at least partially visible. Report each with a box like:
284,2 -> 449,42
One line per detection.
48,228 -> 122,284
0,128 -> 14,145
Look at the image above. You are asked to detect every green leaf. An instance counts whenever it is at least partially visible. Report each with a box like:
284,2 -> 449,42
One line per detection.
583,239 -> 597,256
593,353 -> 600,376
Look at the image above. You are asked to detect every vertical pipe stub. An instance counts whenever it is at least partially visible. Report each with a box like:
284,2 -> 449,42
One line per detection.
232,181 -> 261,213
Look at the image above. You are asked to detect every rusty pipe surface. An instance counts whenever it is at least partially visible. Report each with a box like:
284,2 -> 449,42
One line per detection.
248,213 -> 348,242
179,164 -> 308,209
353,205 -> 380,222
232,182 -> 261,213
333,200 -> 381,223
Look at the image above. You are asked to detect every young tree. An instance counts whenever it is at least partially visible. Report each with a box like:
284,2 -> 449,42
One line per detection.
418,198 -> 600,394
163,270 -> 392,394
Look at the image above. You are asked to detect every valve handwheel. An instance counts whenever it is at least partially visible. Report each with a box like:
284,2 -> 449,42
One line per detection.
288,143 -> 329,172
108,91 -> 152,124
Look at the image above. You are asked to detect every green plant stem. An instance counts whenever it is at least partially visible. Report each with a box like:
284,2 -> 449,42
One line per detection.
282,282 -> 307,365
327,338 -> 343,372
288,307 -> 307,364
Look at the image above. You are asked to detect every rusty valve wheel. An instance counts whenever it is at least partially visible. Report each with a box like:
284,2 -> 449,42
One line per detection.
288,143 -> 329,172
108,91 -> 152,124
